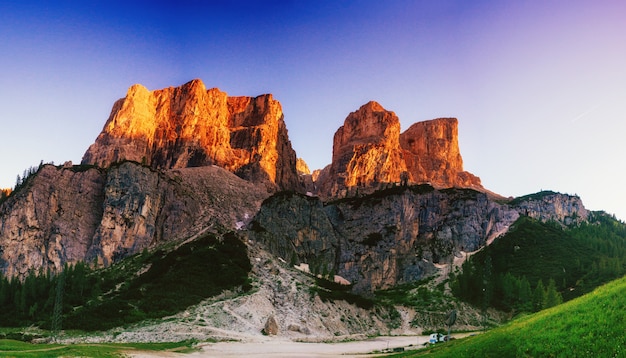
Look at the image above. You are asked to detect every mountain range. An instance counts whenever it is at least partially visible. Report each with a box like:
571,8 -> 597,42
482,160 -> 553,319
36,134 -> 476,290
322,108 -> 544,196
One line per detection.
0,79 -> 621,340
0,79 -> 586,281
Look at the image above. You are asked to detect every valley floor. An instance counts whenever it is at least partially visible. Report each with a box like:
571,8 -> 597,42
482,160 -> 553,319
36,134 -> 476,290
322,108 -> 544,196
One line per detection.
127,333 -> 474,357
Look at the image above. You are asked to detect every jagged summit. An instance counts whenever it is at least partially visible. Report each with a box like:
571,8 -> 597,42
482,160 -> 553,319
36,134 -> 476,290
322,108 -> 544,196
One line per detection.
316,101 -> 407,197
400,117 -> 482,190
315,101 -> 483,198
82,79 -> 301,192
81,80 -> 483,198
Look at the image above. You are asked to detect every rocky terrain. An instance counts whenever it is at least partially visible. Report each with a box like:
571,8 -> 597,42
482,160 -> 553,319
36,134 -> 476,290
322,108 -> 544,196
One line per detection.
0,79 -> 595,342
82,79 -> 300,192
249,186 -> 588,294
0,162 -> 268,277
57,238 -> 495,345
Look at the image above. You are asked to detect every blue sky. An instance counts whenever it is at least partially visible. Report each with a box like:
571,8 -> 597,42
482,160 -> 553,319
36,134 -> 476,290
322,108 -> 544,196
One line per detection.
2,0 -> 626,220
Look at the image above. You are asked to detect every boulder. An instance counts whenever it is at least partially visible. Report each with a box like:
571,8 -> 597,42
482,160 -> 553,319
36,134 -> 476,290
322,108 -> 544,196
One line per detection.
263,315 -> 279,335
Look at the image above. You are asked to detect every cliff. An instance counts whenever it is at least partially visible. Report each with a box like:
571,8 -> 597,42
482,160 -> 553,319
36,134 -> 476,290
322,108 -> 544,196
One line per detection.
0,163 -> 268,277
0,79 -> 591,291
400,118 -> 482,190
249,186 -> 588,293
318,102 -> 407,197
315,102 -> 483,198
82,79 -> 301,191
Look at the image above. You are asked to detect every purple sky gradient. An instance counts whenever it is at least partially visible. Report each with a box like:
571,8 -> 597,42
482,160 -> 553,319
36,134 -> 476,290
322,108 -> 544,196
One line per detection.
1,1 -> 625,219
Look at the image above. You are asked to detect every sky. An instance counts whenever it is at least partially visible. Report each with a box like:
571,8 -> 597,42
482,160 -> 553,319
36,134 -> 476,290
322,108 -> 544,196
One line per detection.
1,0 -> 625,220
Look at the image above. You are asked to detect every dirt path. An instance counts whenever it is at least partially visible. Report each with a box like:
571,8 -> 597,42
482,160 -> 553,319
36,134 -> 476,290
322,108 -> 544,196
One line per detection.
128,333 -> 474,358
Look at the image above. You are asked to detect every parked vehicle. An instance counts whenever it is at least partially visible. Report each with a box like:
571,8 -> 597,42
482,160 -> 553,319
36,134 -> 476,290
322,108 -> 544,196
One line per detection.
429,333 -> 446,344
429,333 -> 453,343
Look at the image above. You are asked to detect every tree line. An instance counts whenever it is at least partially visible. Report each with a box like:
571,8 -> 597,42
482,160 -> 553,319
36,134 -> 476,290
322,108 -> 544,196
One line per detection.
0,232 -> 252,332
0,262 -> 90,330
451,213 -> 626,314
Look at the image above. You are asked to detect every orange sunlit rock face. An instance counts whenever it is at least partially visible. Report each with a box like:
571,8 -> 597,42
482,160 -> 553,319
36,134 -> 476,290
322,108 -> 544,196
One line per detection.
400,118 -> 482,190
81,79 -> 300,191
317,103 -> 483,197
319,101 -> 407,196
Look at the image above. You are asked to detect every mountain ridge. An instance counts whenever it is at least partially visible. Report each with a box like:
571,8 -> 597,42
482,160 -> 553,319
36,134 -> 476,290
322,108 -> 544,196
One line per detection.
1,79 -> 621,344
0,79 -> 590,280
82,79 -> 300,192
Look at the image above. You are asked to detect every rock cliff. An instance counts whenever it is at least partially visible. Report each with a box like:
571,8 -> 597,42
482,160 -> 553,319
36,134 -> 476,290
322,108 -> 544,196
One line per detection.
318,102 -> 407,197
400,118 -> 482,190
315,102 -> 483,198
82,79 -> 300,191
249,186 -> 588,293
0,162 -> 268,277
0,79 -> 592,293
510,191 -> 589,226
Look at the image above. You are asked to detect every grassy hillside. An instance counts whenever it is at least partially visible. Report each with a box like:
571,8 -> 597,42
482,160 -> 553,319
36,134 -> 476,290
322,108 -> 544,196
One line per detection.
0,338 -> 196,357
452,212 -> 626,312
397,274 -> 626,357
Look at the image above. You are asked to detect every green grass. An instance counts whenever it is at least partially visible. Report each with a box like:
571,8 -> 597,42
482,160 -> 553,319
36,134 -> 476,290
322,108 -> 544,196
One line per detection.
0,339 -> 197,357
390,274 -> 626,357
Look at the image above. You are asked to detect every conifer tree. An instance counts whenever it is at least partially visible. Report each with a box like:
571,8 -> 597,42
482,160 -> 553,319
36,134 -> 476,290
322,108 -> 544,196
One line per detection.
52,271 -> 65,333
532,280 -> 545,311
544,278 -> 563,308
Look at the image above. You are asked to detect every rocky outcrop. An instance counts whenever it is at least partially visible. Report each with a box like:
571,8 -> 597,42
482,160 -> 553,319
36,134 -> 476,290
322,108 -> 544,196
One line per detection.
0,165 -> 105,277
318,102 -> 408,197
400,118 -> 482,190
250,186 -> 519,293
249,186 -> 588,293
82,79 -> 301,191
296,158 -> 310,175
316,102 -> 482,198
0,162 -> 268,277
510,191 -> 589,226
262,315 -> 279,335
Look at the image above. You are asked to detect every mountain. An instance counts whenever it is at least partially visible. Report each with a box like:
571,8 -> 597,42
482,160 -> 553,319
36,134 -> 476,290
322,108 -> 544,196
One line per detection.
1,79 -> 620,341
82,79 -> 301,192
0,162 -> 268,277
0,81 -> 505,279
315,102 -> 483,198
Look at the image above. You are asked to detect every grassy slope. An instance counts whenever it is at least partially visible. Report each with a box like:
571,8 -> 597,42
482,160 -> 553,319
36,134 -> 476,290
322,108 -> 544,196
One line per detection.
64,232 -> 252,331
397,274 -> 626,357
0,339 -> 196,357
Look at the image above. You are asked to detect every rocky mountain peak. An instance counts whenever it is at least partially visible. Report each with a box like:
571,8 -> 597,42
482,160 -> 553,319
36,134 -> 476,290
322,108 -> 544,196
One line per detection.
400,117 -> 482,190
296,158 -> 310,175
317,101 -> 407,197
335,101 -> 400,147
316,102 -> 483,198
81,79 -> 300,191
